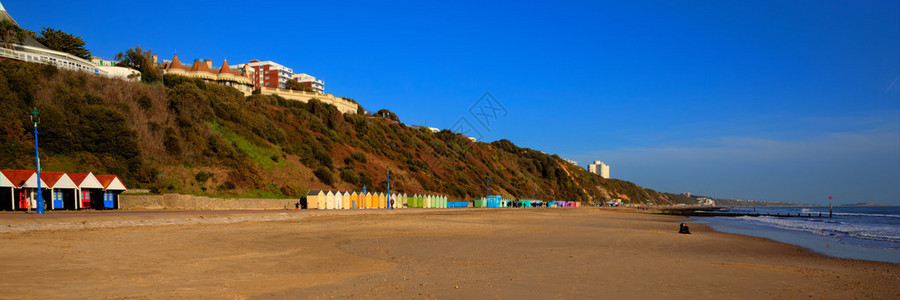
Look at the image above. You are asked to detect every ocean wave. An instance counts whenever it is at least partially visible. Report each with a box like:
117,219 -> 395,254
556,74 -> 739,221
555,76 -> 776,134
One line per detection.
797,209 -> 900,218
734,216 -> 900,243
831,212 -> 900,218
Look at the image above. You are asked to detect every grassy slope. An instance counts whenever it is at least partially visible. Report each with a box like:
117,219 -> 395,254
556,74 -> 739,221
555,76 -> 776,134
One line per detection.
0,60 -> 689,204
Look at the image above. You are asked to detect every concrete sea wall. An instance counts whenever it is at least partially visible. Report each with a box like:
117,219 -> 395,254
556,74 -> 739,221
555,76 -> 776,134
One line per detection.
120,194 -> 299,210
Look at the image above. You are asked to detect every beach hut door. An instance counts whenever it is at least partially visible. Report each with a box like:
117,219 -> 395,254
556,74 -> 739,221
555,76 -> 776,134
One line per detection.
103,192 -> 114,208
53,191 -> 64,210
18,191 -> 26,210
81,190 -> 91,209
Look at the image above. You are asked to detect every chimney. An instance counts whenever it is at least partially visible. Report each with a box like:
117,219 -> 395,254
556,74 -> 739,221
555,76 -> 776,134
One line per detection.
205,59 -> 212,68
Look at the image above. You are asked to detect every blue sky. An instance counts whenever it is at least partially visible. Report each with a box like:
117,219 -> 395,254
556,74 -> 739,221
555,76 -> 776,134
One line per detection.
7,0 -> 899,204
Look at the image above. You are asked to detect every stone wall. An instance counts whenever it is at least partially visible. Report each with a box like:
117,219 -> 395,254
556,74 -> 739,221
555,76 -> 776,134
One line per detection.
120,194 -> 300,210
259,87 -> 359,114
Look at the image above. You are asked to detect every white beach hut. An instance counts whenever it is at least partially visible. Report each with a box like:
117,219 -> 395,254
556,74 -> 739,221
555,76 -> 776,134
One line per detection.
325,191 -> 335,209
0,170 -> 49,210
41,172 -> 77,210
334,191 -> 343,209
68,173 -> 104,210
0,170 -> 14,211
96,174 -> 127,209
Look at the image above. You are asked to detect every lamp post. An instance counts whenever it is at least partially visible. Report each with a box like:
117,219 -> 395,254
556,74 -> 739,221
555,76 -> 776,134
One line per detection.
30,108 -> 44,215
386,166 -> 391,209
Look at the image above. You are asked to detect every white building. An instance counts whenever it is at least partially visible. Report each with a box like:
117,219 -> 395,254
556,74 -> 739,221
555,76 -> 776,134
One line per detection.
0,3 -> 139,81
564,159 -> 578,166
589,161 -> 610,179
91,57 -> 141,81
291,73 -> 325,93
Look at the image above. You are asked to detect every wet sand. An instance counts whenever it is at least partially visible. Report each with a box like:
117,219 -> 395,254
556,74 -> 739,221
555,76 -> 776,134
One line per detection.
0,208 -> 897,299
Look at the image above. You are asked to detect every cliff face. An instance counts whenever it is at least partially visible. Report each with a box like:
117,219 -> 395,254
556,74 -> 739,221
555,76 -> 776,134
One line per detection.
0,60 -> 685,204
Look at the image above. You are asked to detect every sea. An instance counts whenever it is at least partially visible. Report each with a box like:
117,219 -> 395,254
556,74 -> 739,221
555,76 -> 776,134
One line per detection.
694,206 -> 900,264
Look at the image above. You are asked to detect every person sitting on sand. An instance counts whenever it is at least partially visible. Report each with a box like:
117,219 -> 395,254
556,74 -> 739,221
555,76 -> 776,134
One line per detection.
679,223 -> 691,234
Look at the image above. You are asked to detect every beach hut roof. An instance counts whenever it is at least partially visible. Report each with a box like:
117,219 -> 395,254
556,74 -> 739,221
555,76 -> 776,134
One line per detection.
326,191 -> 334,195
67,172 -> 104,189
95,174 -> 127,191
0,169 -> 46,188
306,190 -> 325,196
40,172 -> 76,189
0,170 -> 11,187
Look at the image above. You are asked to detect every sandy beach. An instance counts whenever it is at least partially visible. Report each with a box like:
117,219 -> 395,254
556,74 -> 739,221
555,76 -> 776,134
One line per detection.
0,208 -> 897,299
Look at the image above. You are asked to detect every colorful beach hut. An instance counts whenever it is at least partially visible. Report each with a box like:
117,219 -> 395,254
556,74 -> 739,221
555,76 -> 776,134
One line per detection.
401,193 -> 408,208
334,191 -> 343,209
378,193 -> 386,209
305,190 -> 324,209
363,192 -> 371,209
340,192 -> 349,209
68,173 -> 103,210
1,170 -> 49,211
95,174 -> 126,209
350,192 -> 359,209
41,172 -> 77,210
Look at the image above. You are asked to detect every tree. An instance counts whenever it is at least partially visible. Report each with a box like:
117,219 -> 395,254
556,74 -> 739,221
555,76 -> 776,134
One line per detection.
34,27 -> 91,59
376,109 -> 399,122
115,46 -> 162,83
284,79 -> 313,92
0,19 -> 28,49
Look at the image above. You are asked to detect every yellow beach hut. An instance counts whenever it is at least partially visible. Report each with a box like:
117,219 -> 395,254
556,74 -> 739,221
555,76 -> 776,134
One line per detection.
305,190 -> 324,209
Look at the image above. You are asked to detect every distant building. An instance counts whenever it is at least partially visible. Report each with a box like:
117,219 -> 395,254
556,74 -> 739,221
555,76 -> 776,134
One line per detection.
230,60 -> 293,90
291,73 -> 325,93
588,161 -> 610,179
696,197 -> 715,206
91,57 -> 140,81
564,159 -> 578,166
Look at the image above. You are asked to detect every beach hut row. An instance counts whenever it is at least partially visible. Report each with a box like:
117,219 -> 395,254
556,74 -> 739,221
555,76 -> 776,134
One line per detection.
406,195 -> 448,208
303,191 -> 451,210
548,201 -> 582,207
0,170 -> 127,211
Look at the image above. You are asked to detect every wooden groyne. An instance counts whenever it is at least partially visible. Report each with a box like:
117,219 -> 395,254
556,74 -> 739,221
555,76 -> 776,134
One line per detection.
657,207 -> 830,218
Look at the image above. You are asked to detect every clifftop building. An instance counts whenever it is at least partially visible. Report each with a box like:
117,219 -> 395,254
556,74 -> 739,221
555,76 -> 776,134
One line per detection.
161,54 -> 254,95
291,73 -> 325,93
230,60 -> 293,90
589,161 -> 610,179
0,2 -> 138,81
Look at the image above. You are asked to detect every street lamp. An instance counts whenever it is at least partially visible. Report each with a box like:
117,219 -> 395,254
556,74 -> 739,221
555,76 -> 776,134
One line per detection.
30,108 -> 44,215
386,166 -> 391,209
